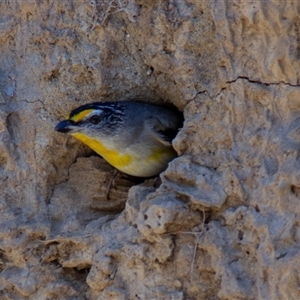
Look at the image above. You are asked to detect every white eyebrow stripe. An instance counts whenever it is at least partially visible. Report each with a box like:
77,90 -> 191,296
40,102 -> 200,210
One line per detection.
83,109 -> 103,120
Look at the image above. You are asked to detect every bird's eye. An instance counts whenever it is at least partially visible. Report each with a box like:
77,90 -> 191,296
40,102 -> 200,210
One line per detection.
90,115 -> 101,124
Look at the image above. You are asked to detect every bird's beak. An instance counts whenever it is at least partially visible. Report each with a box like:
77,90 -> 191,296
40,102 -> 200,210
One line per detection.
55,120 -> 77,133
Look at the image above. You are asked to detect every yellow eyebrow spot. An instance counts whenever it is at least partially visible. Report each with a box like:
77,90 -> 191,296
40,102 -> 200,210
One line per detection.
69,109 -> 94,122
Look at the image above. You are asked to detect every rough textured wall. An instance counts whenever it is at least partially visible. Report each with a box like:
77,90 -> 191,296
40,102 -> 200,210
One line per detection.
0,1 -> 300,299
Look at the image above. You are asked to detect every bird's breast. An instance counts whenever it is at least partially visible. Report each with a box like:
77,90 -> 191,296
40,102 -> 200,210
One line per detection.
71,133 -> 132,168
71,132 -> 176,177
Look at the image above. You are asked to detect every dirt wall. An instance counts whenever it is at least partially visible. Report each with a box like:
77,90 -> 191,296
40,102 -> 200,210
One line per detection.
0,1 -> 300,299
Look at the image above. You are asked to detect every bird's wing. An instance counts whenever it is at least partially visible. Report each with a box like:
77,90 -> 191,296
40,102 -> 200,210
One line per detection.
146,114 -> 182,146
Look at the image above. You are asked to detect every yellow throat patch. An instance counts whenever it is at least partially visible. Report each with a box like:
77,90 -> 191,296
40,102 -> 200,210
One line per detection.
71,132 -> 131,168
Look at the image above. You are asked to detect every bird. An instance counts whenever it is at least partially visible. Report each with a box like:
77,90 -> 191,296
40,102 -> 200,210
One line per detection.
55,101 -> 183,181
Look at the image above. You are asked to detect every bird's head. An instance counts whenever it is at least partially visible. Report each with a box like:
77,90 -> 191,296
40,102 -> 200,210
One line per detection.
55,102 -> 125,139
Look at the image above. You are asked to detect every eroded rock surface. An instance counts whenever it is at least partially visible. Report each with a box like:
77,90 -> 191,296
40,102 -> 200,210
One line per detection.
1,1 -> 300,299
